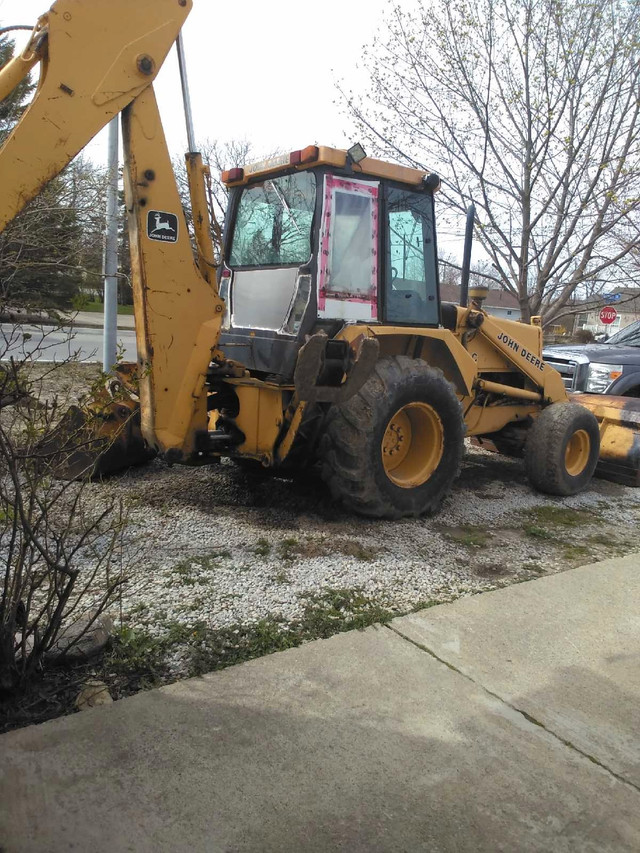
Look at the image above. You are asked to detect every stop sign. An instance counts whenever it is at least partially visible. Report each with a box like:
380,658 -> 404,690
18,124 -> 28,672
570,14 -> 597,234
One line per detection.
599,305 -> 618,324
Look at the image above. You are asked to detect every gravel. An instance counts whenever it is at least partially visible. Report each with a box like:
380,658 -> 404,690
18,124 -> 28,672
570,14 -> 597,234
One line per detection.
77,443 -> 640,672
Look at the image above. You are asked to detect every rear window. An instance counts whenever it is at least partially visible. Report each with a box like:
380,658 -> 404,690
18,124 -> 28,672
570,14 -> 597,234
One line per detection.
229,171 -> 316,267
608,320 -> 640,346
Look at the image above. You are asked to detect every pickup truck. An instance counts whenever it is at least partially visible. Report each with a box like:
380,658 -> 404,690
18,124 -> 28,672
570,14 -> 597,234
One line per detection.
543,320 -> 640,397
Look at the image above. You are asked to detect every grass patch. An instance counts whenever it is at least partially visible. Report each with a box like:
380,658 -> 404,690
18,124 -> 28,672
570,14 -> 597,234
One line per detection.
253,536 -> 379,563
561,544 -> 593,562
106,586 -> 394,683
336,540 -> 379,561
412,599 -> 440,613
76,300 -> 134,315
523,506 -> 596,528
167,552 -> 231,587
439,525 -> 491,547
523,524 -> 553,540
279,537 -> 299,561
274,569 -> 290,584
253,538 -> 271,557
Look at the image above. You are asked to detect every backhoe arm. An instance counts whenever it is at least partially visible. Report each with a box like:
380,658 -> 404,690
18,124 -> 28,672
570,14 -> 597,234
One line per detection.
0,0 -> 225,462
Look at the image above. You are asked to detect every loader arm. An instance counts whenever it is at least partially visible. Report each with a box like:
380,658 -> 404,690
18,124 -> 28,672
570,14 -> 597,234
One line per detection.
0,0 -> 225,461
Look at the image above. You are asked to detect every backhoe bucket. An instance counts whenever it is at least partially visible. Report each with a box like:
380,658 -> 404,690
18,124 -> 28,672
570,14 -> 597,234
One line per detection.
573,393 -> 640,487
40,397 -> 155,480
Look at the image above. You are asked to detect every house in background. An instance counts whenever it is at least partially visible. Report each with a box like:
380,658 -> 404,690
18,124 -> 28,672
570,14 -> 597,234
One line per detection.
572,288 -> 640,337
439,283 -> 522,320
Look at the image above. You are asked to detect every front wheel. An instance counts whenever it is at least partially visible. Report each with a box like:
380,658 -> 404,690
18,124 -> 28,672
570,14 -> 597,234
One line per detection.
525,402 -> 600,496
319,356 -> 464,518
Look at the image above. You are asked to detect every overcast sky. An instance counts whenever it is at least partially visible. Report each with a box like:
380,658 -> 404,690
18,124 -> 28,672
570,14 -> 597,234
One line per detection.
0,0 -> 387,161
1,0 -> 471,259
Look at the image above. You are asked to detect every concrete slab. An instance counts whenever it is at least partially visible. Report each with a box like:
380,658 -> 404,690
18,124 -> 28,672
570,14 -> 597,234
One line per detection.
2,612 -> 640,852
393,553 -> 640,788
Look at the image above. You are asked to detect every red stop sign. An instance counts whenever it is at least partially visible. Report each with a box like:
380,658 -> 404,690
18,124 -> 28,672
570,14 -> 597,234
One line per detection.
599,306 -> 618,324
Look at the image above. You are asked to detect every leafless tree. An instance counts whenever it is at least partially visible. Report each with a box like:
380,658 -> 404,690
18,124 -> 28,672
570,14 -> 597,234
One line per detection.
342,0 -> 640,325
173,138 -> 279,264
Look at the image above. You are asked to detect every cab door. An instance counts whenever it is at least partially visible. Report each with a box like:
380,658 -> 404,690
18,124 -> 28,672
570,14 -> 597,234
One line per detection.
317,175 -> 379,322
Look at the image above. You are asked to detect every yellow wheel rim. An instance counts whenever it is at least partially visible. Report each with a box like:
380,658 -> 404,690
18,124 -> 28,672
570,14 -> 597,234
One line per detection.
565,429 -> 590,476
382,402 -> 444,488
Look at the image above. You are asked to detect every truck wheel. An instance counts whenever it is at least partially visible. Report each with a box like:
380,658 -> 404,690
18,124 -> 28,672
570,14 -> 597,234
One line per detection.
319,356 -> 464,518
525,402 -> 600,496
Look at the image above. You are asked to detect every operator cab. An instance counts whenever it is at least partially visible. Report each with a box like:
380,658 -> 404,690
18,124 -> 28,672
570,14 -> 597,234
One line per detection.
219,145 -> 441,380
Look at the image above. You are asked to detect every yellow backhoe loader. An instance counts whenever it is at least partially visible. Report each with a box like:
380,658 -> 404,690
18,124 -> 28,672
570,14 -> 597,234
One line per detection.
0,0 -> 638,519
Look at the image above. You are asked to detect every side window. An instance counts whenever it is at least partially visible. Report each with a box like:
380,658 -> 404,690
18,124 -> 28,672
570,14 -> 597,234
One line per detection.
318,176 -> 379,322
385,188 -> 439,325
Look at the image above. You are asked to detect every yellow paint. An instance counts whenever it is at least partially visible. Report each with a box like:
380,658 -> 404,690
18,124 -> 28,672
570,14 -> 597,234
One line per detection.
276,402 -> 307,463
464,403 -> 536,436
223,145 -> 433,189
122,87 -> 224,458
0,0 -> 191,232
382,402 -> 444,488
232,386 -> 285,459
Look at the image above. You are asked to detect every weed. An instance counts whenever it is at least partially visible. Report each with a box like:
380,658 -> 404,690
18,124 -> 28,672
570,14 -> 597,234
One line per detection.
105,626 -> 167,689
523,506 -> 595,528
253,538 -> 271,557
274,570 -> 290,584
167,552 -> 230,587
279,537 -> 299,561
522,562 -> 546,574
523,524 -> 553,540
106,586 -> 395,684
439,525 -> 490,547
412,599 -> 439,613
562,544 -> 592,562
337,540 -> 378,561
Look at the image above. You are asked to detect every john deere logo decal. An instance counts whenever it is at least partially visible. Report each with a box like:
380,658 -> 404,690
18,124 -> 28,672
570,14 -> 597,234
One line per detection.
147,210 -> 178,243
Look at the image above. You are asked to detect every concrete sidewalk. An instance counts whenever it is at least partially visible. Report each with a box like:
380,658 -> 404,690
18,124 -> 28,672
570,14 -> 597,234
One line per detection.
1,553 -> 639,852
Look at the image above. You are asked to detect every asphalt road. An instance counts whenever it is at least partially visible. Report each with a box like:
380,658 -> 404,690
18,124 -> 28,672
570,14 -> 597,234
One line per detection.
0,323 -> 137,363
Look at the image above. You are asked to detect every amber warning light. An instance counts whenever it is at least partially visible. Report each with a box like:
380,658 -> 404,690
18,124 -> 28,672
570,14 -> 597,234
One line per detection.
223,147 -> 320,183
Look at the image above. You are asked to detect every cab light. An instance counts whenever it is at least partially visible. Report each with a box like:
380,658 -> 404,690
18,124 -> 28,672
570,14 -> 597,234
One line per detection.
289,145 -> 319,166
222,167 -> 244,182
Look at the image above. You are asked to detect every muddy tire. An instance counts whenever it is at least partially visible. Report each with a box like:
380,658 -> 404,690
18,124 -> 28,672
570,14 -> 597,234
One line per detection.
319,356 -> 464,518
525,402 -> 600,496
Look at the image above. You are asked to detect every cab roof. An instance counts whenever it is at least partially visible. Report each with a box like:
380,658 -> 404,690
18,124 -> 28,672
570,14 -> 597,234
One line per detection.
221,145 -> 439,191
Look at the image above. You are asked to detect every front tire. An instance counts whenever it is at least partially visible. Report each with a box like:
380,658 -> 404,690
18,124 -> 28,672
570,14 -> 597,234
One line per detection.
319,356 -> 464,518
525,402 -> 600,496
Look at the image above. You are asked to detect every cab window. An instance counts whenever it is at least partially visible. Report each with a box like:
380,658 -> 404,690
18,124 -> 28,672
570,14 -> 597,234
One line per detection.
385,188 -> 439,325
229,171 -> 316,267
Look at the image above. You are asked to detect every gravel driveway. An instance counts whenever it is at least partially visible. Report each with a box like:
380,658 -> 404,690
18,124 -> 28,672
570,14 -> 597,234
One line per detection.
82,443 -> 640,675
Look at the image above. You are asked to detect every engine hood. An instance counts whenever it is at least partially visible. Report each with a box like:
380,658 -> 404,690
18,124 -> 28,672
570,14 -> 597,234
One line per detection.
543,343 -> 640,365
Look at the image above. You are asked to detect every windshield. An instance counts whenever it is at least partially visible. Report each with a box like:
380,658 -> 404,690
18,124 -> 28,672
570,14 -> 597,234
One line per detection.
607,319 -> 640,347
229,171 -> 316,267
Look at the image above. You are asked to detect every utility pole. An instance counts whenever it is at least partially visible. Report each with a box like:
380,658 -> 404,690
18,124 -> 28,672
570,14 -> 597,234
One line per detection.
102,117 -> 119,372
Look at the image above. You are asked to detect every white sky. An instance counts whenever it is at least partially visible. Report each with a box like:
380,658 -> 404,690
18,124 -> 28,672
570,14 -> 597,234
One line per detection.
0,0 -> 470,259
0,0 -> 387,161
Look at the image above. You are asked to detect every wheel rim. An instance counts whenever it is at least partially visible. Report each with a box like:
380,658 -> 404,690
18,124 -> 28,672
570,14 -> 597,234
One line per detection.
382,402 -> 444,488
565,429 -> 590,476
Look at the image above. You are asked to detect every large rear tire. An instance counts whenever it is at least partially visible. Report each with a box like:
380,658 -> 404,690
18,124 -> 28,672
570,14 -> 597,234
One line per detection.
525,402 -> 600,496
319,356 -> 464,518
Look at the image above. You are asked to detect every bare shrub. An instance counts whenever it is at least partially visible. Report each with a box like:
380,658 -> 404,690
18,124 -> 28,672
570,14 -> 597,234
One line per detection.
0,320 -> 128,692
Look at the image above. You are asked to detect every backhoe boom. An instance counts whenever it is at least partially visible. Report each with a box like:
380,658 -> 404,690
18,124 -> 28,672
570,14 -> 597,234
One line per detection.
0,0 -> 224,460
